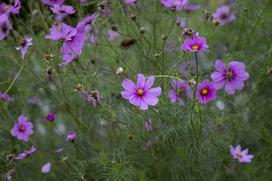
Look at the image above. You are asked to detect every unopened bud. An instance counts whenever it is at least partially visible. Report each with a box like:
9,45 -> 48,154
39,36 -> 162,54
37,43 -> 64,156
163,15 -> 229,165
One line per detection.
116,67 -> 124,75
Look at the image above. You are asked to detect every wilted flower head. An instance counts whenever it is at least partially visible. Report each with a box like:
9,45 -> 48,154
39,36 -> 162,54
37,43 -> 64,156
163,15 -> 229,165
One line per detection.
230,145 -> 254,163
121,74 -> 162,110
41,0 -> 64,6
45,112 -> 57,122
181,34 -> 209,53
196,80 -> 217,104
0,14 -> 12,40
168,79 -> 193,105
15,145 -> 37,160
65,132 -> 77,142
51,4 -> 75,21
0,91 -> 14,102
211,60 -> 249,95
16,36 -> 32,59
10,115 -> 33,142
212,6 -> 236,26
41,162 -> 51,173
82,89 -> 103,107
160,0 -> 189,10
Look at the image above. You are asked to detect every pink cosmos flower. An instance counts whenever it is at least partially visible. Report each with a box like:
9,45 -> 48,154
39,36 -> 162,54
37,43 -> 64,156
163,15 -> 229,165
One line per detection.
211,60 -> 249,95
41,0 -> 64,6
196,80 -> 217,104
10,115 -> 33,142
121,74 -> 162,110
41,162 -> 51,173
15,145 -> 37,160
230,145 -> 254,163
168,79 -> 193,105
0,14 -> 12,40
45,23 -> 77,41
213,6 -> 236,26
0,0 -> 21,15
160,0 -> 189,10
181,34 -> 209,53
65,132 -> 77,142
16,36 -> 32,59
51,4 -> 75,21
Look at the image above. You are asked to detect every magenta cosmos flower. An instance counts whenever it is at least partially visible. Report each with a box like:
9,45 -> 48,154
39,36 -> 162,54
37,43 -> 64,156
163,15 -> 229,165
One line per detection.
212,6 -> 236,26
16,36 -> 33,59
10,115 -> 33,142
45,23 -> 77,41
168,79 -> 193,105
45,112 -> 57,122
0,0 -> 21,15
230,145 -> 254,163
51,4 -> 75,21
211,60 -> 249,95
41,0 -> 64,6
196,80 -> 217,104
65,132 -> 77,142
181,34 -> 209,53
121,74 -> 162,110
16,145 -> 37,160
160,0 -> 189,10
0,14 -> 12,40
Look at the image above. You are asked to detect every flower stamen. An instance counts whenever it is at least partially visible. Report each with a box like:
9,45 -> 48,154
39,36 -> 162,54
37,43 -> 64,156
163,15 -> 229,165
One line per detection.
137,89 -> 144,96
192,45 -> 199,50
201,89 -> 208,95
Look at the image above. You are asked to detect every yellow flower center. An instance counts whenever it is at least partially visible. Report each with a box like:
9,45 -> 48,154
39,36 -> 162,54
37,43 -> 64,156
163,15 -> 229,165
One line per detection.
192,45 -> 199,50
19,126 -> 25,132
201,89 -> 208,95
4,6 -> 9,11
137,89 -> 144,96
226,70 -> 233,79
237,152 -> 242,158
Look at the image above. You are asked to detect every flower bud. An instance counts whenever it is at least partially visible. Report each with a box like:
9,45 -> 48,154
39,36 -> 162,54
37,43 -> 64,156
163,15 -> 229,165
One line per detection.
116,67 -> 124,75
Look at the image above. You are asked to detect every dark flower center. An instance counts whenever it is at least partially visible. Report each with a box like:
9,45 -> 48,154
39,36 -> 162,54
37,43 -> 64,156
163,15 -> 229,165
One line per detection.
226,70 -> 234,80
137,89 -> 144,96
201,89 -> 209,96
220,14 -> 228,20
176,88 -> 184,97
19,125 -> 25,132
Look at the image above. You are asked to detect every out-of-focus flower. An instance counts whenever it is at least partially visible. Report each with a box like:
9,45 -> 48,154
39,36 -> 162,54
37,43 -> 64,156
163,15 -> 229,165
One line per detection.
212,6 -> 236,26
65,132 -> 77,142
145,119 -> 153,132
107,29 -> 120,41
80,0 -> 87,3
124,0 -> 137,5
176,17 -> 187,28
45,112 -> 57,122
211,60 -> 249,95
98,1 -> 111,17
121,74 -> 162,110
0,0 -> 21,15
15,145 -> 37,160
178,60 -> 195,79
41,162 -> 51,173
181,34 -> 209,53
29,97 -> 41,105
16,36 -> 32,59
85,25 -> 99,44
168,79 -> 193,105
183,4 -> 200,13
196,80 -> 217,104
0,14 -> 12,40
230,145 -> 254,163
51,4 -> 75,21
10,115 -> 33,142
160,0 -> 189,10
41,0 -> 64,6
0,91 -> 14,102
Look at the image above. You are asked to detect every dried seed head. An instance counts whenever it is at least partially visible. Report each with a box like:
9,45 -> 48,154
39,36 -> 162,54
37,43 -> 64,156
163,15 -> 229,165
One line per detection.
75,83 -> 85,92
120,38 -> 136,49
111,25 -> 118,31
161,34 -> 168,40
212,19 -> 221,26
188,79 -> 196,86
140,27 -> 146,34
181,28 -> 193,41
116,67 -> 124,75
202,10 -> 211,21
130,14 -> 136,21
